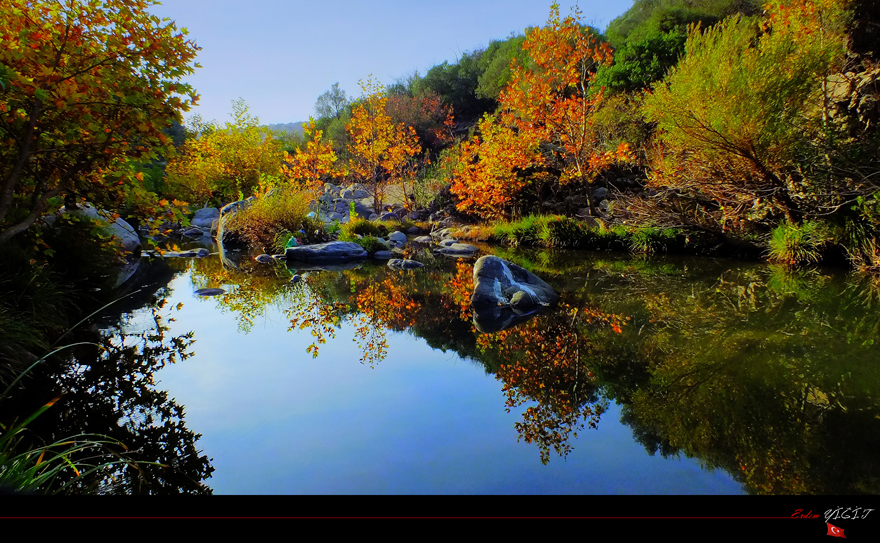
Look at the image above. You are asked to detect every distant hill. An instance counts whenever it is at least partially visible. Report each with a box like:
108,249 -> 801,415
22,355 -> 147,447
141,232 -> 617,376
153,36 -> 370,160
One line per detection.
265,121 -> 305,135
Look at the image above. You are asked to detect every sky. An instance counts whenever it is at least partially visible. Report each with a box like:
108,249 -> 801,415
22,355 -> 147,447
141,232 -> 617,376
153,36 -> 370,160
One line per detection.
148,0 -> 634,125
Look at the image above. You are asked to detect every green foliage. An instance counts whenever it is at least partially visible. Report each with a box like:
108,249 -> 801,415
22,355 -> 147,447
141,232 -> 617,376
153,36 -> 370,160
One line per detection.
767,221 -> 831,264
475,35 -> 530,101
340,217 -> 383,238
594,28 -> 687,93
643,1 -> 852,226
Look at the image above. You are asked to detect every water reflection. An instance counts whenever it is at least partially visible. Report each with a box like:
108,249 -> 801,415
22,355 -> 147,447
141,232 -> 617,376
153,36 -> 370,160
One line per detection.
177,246 -> 880,493
1,271 -> 214,494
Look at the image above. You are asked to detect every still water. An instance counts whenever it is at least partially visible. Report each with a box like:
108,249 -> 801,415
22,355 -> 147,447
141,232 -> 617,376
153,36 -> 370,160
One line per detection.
16,240 -> 880,494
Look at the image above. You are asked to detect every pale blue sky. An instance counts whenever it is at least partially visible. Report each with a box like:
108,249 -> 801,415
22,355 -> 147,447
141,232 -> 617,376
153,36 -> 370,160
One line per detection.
149,0 -> 634,125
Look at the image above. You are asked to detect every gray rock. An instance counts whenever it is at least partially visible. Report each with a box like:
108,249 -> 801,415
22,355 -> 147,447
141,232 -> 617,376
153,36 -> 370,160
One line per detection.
285,241 -> 368,263
388,231 -> 407,245
183,226 -> 205,238
372,250 -> 393,259
438,238 -> 459,248
65,204 -> 141,253
414,236 -> 433,244
195,288 -> 225,296
378,212 -> 399,222
592,187 -> 608,201
387,259 -> 425,270
368,213 -> 379,221
192,207 -> 220,228
435,243 -> 479,256
289,275 -> 302,284
341,187 -> 369,199
352,202 -> 373,219
255,254 -> 274,264
471,256 -> 559,312
408,210 -> 423,221
430,227 -> 457,240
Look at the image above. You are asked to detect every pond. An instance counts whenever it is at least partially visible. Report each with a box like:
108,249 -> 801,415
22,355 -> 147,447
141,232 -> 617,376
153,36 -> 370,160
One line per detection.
10,238 -> 880,495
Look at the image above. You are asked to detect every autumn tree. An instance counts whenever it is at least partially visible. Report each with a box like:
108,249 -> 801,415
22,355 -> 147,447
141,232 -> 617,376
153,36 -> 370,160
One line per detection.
450,4 -> 632,218
0,0 -> 200,244
281,117 -> 342,191
166,98 -> 283,204
346,78 -> 420,213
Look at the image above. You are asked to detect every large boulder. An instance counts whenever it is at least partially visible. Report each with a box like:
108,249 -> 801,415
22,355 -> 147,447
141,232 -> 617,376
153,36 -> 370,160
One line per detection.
59,204 -> 140,254
471,256 -> 559,314
191,207 -> 220,228
435,243 -> 479,256
285,241 -> 368,263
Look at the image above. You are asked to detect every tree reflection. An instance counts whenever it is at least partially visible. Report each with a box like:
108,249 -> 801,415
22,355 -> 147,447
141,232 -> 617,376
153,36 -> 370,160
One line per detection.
2,293 -> 214,494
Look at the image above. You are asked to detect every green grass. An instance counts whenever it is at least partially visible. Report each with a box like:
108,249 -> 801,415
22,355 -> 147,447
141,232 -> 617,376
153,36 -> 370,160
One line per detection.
767,221 -> 830,264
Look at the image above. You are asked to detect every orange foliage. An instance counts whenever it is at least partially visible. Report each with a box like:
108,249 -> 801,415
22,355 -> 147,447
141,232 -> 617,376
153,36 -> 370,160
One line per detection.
450,3 -> 633,218
282,118 -> 342,191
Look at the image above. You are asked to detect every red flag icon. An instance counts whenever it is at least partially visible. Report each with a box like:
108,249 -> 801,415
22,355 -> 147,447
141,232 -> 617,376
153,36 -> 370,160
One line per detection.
827,523 -> 846,538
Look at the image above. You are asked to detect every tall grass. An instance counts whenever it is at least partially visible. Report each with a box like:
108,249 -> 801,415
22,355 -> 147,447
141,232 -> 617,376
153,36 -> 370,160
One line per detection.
223,187 -> 321,252
767,221 -> 830,264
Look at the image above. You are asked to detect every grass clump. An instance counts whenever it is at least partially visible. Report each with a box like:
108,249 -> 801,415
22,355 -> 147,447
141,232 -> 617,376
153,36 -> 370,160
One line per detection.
340,217 -> 383,238
767,221 -> 830,265
223,188 -> 321,252
628,226 -> 677,254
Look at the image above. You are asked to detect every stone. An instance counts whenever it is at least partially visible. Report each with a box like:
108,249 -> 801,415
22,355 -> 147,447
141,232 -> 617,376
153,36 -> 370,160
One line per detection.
408,210 -> 423,221
289,275 -> 302,284
195,288 -> 225,296
64,204 -> 141,253
592,187 -> 608,201
430,227 -> 457,240
387,231 -> 407,245
285,241 -> 368,263
414,236 -> 433,244
471,256 -> 559,312
372,250 -> 393,260
191,207 -> 220,228
387,259 -> 425,270
183,226 -> 205,238
438,238 -> 459,248
255,254 -> 274,264
435,243 -> 479,256
470,256 -> 560,333
378,212 -> 399,222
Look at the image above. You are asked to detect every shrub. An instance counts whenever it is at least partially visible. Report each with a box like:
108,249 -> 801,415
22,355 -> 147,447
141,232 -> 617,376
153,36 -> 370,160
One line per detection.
766,221 -> 830,264
223,188 -> 318,252
629,226 -> 677,254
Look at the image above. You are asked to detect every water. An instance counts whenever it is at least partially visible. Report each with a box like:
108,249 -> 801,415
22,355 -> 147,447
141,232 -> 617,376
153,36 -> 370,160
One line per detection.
12,241 -> 880,494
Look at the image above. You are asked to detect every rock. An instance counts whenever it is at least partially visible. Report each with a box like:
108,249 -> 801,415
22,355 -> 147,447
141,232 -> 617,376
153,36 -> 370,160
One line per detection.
435,243 -> 479,256
438,238 -> 459,248
192,207 -> 220,228
470,256 -> 560,333
368,213 -> 379,221
183,226 -> 205,238
387,259 -> 424,270
471,256 -> 559,312
378,212 -> 399,222
592,187 -> 608,201
65,204 -> 141,253
414,236 -> 433,244
341,187 -> 369,199
388,231 -> 407,245
372,250 -> 393,259
195,288 -> 225,296
285,241 -> 368,263
352,202 -> 373,219
408,210 -> 423,221
289,275 -> 302,284
430,227 -> 457,240
407,226 -> 422,235
255,254 -> 274,264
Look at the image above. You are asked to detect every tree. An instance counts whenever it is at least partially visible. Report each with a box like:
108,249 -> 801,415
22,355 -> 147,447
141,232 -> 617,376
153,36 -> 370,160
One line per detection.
166,99 -> 283,204
346,78 -> 420,213
314,83 -> 349,121
450,3 -> 632,218
281,117 -> 342,191
0,0 -> 200,244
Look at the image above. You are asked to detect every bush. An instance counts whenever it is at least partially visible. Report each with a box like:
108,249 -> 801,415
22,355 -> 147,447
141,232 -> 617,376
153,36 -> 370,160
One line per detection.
223,188 -> 318,252
767,221 -> 830,264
